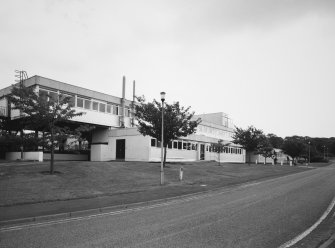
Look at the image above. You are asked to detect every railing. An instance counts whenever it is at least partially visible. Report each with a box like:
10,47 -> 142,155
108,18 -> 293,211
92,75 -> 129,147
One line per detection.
0,106 -> 7,117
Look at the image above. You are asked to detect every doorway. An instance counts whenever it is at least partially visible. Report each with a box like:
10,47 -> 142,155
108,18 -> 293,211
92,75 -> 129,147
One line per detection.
116,139 -> 125,160
200,144 -> 205,160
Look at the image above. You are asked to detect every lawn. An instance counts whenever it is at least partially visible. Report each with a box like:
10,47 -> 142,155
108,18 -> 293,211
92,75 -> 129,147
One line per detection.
0,160 -> 314,207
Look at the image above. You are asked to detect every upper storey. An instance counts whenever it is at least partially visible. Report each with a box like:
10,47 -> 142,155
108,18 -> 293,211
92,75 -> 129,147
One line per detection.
0,75 -> 135,128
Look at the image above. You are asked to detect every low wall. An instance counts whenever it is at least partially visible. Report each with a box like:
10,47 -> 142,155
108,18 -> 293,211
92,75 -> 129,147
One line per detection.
6,151 -> 43,161
43,153 -> 88,161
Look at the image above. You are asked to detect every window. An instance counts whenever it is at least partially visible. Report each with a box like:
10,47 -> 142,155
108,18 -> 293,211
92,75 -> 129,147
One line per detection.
183,142 -> 187,150
77,98 -> 84,108
151,139 -> 156,147
173,141 -> 178,149
125,108 -> 131,117
107,104 -> 112,113
168,141 -> 172,149
113,105 -> 119,115
187,142 -> 191,150
84,100 -> 91,110
92,101 -> 98,111
39,90 -> 48,102
99,103 -> 106,112
178,141 -> 182,150
49,91 -> 58,102
192,144 -> 196,150
206,145 -> 209,151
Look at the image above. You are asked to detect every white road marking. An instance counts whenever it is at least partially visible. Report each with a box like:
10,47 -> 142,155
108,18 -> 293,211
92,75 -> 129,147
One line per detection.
278,196 -> 335,248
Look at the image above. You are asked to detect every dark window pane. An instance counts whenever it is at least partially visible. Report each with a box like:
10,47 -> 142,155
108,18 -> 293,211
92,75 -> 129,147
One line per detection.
99,103 -> 106,112
107,105 -> 111,113
173,141 -> 178,149
77,98 -> 84,108
49,92 -> 58,102
92,102 -> 98,111
84,100 -> 91,109
39,90 -> 48,102
168,141 -> 172,149
178,141 -> 182,150
151,139 -> 156,147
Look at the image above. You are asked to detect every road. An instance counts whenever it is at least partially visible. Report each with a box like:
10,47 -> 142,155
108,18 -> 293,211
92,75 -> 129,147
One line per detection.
1,164 -> 335,248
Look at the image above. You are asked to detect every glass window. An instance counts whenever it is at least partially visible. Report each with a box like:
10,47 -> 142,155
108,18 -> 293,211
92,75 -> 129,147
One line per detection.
178,141 -> 182,150
183,142 -> 187,150
187,142 -> 191,150
77,98 -> 84,108
107,104 -> 111,113
99,103 -> 106,112
92,101 -> 98,111
192,144 -> 196,150
173,141 -> 178,149
151,139 -> 156,147
49,91 -> 58,102
39,90 -> 48,102
168,141 -> 172,149
206,145 -> 209,151
84,100 -> 91,109
113,105 -> 119,115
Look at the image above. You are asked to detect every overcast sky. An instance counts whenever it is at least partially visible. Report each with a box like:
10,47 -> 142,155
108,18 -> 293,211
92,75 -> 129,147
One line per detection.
1,0 -> 334,138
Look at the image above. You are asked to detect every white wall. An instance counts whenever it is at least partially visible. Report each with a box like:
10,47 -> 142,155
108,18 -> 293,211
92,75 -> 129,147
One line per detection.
91,144 -> 113,161
6,152 -> 43,161
150,147 -> 197,162
43,153 -> 88,161
204,151 -> 245,163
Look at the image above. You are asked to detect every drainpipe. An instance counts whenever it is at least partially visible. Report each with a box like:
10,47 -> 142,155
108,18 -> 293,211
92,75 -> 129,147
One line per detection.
132,80 -> 135,127
120,76 -> 125,128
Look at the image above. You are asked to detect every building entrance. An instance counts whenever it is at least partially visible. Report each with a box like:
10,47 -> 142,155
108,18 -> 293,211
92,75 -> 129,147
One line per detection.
116,139 -> 125,160
200,144 -> 205,160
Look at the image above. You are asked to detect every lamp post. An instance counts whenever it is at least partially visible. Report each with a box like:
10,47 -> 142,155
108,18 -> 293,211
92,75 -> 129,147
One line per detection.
323,145 -> 326,160
308,141 -> 311,165
160,92 -> 166,185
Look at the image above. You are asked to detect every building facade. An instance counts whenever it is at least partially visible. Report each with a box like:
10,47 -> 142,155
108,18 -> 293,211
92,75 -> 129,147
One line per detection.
0,75 -> 246,163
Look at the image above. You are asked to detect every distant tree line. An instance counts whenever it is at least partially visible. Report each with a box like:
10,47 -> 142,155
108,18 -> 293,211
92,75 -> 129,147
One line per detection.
232,126 -> 334,165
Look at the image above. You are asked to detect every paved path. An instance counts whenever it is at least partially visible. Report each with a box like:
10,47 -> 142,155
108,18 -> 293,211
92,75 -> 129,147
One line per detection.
1,164 -> 335,247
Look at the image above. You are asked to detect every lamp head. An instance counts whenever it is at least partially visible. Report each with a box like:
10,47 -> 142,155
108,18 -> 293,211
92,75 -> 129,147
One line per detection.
160,92 -> 166,102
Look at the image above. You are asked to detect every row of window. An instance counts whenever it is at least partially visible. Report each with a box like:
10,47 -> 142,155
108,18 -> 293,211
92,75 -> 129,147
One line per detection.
151,139 -> 243,154
197,125 -> 234,138
76,97 -> 131,117
39,89 -> 131,117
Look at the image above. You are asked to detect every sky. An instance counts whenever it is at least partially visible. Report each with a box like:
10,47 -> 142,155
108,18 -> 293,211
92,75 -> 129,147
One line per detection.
1,0 -> 334,138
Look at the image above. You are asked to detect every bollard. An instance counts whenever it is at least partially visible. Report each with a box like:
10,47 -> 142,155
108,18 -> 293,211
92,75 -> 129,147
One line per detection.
255,159 -> 258,165
179,167 -> 183,181
281,161 -> 283,166
290,161 -> 292,166
272,161 -> 274,165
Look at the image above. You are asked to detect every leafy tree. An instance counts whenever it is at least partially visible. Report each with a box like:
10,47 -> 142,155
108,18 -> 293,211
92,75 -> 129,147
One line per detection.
135,96 -> 201,166
232,126 -> 265,165
281,137 -> 306,164
257,137 -> 274,164
266,133 -> 284,148
212,139 -> 231,166
8,83 -> 83,174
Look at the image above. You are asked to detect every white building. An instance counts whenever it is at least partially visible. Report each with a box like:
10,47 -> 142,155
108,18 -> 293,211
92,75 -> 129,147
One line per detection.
0,75 -> 246,163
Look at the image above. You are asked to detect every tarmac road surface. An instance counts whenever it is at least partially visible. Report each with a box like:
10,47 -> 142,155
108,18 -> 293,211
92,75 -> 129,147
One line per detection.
1,164 -> 335,248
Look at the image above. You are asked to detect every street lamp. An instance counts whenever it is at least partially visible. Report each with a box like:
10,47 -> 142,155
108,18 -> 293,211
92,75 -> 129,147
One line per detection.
160,92 -> 166,185
323,145 -> 326,160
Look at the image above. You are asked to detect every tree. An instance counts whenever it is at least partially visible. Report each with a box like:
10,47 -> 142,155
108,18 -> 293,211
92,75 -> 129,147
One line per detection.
8,83 -> 83,174
135,96 -> 201,166
267,133 -> 284,148
212,139 -> 230,166
281,137 -> 306,164
257,137 -> 274,164
232,126 -> 265,165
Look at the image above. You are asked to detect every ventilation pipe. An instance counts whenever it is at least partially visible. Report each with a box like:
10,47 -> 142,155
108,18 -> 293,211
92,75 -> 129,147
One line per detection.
120,76 -> 126,127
